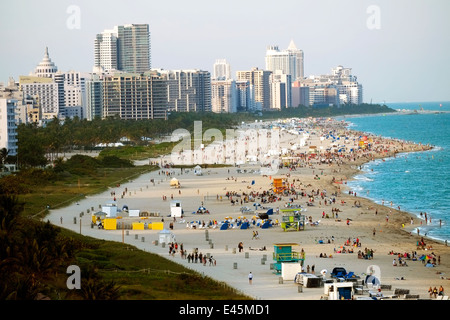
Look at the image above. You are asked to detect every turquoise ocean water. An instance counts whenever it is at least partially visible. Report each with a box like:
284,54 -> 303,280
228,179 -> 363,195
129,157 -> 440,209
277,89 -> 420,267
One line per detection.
342,101 -> 450,242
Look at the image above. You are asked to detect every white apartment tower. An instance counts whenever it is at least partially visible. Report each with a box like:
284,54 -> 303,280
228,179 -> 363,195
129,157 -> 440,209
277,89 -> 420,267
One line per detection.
94,30 -> 118,72
265,40 -> 304,81
63,71 -> 90,119
211,79 -> 237,113
0,98 -> 18,156
270,70 -> 292,109
213,59 -> 231,80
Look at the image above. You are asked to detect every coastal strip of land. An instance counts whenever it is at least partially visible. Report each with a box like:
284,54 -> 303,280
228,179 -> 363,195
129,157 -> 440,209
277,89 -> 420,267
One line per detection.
46,116 -> 450,300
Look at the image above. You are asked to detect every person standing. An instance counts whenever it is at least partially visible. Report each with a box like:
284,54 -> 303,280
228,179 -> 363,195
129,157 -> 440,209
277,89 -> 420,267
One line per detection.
248,272 -> 253,284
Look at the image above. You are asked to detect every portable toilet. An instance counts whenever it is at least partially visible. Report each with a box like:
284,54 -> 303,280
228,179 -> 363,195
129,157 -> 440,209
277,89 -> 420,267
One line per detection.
170,200 -> 183,218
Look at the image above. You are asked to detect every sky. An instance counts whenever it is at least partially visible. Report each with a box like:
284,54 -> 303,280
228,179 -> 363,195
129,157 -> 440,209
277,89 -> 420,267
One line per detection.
0,0 -> 449,104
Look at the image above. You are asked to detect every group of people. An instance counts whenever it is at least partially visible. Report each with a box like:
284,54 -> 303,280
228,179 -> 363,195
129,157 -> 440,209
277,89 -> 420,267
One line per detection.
186,251 -> 216,266
428,286 -> 445,298
358,248 -> 374,260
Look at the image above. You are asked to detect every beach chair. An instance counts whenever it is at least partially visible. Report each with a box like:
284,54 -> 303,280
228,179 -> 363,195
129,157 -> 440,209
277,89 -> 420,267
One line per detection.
345,272 -> 354,279
261,221 -> 271,229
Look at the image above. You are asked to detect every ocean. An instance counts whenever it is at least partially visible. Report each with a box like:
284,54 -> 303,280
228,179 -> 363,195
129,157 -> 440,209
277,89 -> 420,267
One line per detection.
342,101 -> 450,243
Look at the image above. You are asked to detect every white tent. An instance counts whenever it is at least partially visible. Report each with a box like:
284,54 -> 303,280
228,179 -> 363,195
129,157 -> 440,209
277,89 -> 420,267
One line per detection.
170,177 -> 180,188
194,165 -> 202,176
159,229 -> 174,244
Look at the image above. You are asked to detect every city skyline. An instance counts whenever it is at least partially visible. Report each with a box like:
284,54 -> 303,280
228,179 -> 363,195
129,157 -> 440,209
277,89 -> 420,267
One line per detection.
0,0 -> 449,103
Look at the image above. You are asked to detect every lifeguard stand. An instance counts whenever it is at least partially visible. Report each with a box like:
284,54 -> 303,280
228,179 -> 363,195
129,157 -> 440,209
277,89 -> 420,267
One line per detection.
273,178 -> 286,193
280,209 -> 305,231
272,243 -> 303,274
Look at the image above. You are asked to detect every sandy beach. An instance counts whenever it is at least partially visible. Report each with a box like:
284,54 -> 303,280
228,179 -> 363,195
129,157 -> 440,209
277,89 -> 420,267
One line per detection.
46,117 -> 450,300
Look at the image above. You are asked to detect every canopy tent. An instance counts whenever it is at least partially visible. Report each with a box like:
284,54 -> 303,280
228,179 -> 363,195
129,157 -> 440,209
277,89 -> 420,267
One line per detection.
194,165 -> 202,176
195,206 -> 210,214
159,229 -> 174,244
92,211 -> 107,224
170,177 -> 181,188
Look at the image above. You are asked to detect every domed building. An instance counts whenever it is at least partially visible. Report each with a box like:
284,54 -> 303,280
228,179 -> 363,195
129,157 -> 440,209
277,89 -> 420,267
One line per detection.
34,47 -> 58,78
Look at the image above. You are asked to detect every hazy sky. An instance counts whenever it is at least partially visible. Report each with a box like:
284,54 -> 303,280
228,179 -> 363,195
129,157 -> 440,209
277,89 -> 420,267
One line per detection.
1,0 -> 449,103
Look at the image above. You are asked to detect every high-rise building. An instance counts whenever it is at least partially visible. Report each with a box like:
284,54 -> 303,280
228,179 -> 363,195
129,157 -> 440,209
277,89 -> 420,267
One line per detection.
94,24 -> 151,74
270,70 -> 291,109
116,24 -> 151,73
265,40 -> 304,81
20,47 -> 63,119
291,81 -> 310,107
157,69 -> 211,113
62,71 -> 90,119
94,30 -> 118,72
235,80 -> 254,112
236,68 -> 271,111
0,98 -> 18,156
102,71 -> 167,120
213,59 -> 231,80
86,74 -> 103,121
19,75 -> 59,119
211,79 -> 237,113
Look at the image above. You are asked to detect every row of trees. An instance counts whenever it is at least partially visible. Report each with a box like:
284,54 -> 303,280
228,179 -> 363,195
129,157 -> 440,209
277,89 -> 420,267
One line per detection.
14,112 -> 244,168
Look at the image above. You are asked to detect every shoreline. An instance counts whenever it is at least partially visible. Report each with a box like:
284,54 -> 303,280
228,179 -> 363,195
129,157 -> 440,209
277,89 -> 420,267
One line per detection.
45,116 -> 450,300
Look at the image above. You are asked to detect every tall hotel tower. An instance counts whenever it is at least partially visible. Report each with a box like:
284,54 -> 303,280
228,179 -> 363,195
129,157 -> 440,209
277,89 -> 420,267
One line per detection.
94,24 -> 150,74
265,40 -> 304,81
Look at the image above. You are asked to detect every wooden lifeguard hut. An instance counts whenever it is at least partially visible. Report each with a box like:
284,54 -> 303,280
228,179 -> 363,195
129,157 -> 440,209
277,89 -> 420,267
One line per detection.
273,178 -> 286,193
272,243 -> 304,275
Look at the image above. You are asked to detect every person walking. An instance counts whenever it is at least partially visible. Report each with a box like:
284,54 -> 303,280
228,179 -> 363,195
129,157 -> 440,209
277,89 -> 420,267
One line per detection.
248,272 -> 253,285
